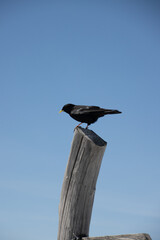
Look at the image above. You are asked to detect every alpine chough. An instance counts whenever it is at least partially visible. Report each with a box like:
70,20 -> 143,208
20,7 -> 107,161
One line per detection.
59,103 -> 122,128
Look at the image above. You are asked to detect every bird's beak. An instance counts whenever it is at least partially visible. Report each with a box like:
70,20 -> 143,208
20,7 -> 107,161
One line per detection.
59,109 -> 63,113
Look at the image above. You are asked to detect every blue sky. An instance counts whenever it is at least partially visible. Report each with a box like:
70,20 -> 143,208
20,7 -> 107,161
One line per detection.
0,1 -> 160,240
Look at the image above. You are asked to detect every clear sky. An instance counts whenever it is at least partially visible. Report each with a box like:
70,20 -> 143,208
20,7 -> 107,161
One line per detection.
0,1 -> 160,240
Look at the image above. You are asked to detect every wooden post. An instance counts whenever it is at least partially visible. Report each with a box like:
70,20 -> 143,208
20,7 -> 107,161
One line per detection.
57,127 -> 107,240
82,233 -> 152,240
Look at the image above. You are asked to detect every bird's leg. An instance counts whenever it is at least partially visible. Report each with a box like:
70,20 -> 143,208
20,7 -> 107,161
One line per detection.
76,122 -> 82,128
86,124 -> 89,129
74,122 -> 82,131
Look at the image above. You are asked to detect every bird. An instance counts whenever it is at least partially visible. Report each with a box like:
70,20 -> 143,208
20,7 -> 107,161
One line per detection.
59,103 -> 122,128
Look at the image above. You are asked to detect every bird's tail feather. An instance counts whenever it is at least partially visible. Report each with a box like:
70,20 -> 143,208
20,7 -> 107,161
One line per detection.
104,109 -> 122,115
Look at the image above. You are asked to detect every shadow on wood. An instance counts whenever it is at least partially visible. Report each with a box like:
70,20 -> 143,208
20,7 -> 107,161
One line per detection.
57,127 -> 107,240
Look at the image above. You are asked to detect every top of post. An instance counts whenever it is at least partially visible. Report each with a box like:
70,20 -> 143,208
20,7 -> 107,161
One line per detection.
75,127 -> 107,147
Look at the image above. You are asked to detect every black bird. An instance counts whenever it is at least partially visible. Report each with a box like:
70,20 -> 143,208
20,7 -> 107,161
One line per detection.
59,103 -> 122,128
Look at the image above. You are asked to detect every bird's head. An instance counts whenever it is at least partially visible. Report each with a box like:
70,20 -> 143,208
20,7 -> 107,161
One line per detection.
59,103 -> 75,114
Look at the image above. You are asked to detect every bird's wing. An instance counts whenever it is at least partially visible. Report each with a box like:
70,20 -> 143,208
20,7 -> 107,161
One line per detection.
71,105 -> 121,115
71,105 -> 101,114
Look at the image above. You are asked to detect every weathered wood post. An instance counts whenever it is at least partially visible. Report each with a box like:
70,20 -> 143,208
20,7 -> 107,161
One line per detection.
57,126 -> 152,240
58,127 -> 107,240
